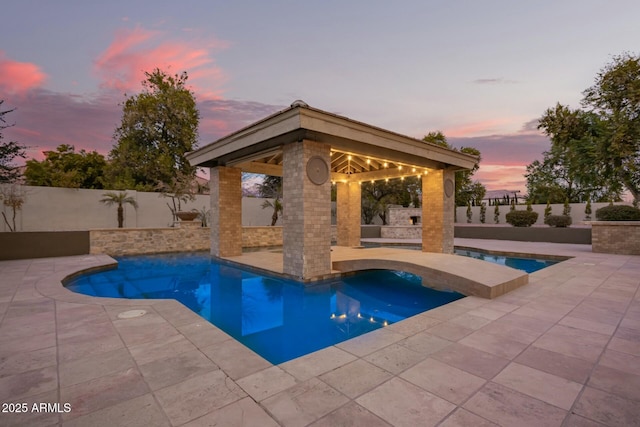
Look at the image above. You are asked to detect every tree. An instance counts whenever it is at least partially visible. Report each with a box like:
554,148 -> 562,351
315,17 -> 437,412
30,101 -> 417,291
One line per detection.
583,53 -> 640,202
100,191 -> 138,228
157,171 -> 196,223
527,104 -> 622,203
0,184 -> 26,231
257,176 -> 283,226
106,69 -> 199,191
422,131 -> 485,206
544,200 -> 552,221
24,144 -> 107,188
360,177 -> 420,225
0,101 -> 26,183
479,203 -> 486,223
563,198 -> 571,216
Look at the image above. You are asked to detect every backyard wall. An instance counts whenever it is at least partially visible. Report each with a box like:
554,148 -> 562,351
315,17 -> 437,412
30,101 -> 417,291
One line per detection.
454,202 -> 631,226
0,185 -> 283,231
591,222 -> 640,255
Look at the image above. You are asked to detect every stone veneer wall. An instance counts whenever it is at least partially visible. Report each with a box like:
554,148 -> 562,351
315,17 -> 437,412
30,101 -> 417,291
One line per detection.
91,223 -> 296,256
336,182 -> 361,246
380,226 -> 421,239
591,222 -> 640,255
282,140 -> 332,279
210,166 -> 243,257
422,169 -> 455,253
90,221 -> 208,256
242,226 -> 283,248
388,207 -> 422,226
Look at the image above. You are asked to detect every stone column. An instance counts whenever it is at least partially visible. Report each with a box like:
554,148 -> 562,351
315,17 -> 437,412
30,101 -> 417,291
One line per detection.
421,169 -> 455,253
336,181 -> 361,247
210,166 -> 242,257
282,140 -> 332,280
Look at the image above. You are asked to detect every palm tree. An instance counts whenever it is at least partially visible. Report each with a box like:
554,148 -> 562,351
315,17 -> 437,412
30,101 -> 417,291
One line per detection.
100,191 -> 138,228
261,198 -> 282,226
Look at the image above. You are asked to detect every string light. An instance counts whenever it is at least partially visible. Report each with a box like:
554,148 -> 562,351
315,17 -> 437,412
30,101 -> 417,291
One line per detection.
328,149 -> 434,184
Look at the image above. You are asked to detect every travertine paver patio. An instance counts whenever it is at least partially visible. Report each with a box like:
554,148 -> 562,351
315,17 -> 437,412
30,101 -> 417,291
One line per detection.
1,238 -> 639,426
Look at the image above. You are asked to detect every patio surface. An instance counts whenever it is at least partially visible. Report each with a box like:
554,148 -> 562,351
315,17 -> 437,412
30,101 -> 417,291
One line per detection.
1,238 -> 639,426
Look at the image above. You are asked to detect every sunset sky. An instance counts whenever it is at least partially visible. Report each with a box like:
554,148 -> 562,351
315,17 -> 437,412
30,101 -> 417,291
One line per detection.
2,1 -> 639,193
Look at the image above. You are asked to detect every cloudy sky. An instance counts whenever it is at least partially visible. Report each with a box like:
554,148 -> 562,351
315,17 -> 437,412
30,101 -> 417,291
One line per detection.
2,1 -> 639,192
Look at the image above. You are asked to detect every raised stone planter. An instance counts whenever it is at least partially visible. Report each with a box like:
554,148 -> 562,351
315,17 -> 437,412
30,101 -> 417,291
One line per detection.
591,221 -> 640,255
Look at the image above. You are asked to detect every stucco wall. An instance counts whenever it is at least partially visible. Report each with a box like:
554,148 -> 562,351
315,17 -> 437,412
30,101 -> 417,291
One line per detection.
0,185 -> 281,231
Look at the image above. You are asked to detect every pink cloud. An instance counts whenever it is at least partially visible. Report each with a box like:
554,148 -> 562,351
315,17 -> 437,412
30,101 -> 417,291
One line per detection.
4,87 -> 282,164
0,51 -> 47,94
475,164 -> 528,192
449,131 -> 550,166
94,26 -> 228,97
444,119 -> 511,138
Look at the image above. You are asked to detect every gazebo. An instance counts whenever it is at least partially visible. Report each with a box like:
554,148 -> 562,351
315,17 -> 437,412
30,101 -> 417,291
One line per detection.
187,101 -> 478,281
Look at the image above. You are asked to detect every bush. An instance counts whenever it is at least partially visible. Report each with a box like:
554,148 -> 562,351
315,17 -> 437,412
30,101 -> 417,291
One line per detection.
545,215 -> 572,227
595,205 -> 640,221
505,210 -> 539,227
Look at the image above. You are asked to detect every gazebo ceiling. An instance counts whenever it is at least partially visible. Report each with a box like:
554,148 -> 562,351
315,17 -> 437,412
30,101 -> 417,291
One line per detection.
230,148 -> 434,182
187,102 -> 479,181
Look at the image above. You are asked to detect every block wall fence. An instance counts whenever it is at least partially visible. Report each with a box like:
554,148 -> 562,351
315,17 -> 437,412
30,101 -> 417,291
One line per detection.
0,185 -> 284,232
454,202 -> 633,226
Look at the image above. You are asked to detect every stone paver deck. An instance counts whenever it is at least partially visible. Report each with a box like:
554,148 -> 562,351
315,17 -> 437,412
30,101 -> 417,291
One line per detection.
1,239 -> 640,426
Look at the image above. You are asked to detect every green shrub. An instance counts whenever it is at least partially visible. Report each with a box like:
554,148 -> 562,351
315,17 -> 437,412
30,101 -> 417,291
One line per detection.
544,200 -> 552,220
505,210 -> 539,227
545,215 -> 572,227
595,205 -> 640,221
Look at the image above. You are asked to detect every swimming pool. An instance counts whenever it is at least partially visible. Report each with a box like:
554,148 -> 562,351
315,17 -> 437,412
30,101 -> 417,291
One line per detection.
65,253 -> 464,364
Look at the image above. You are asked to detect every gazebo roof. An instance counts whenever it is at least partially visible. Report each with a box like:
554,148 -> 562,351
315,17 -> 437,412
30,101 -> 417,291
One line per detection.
187,101 -> 478,181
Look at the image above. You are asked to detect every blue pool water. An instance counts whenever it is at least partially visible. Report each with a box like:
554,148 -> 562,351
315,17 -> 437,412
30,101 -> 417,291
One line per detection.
361,243 -> 558,273
453,249 -> 558,273
65,253 -> 464,364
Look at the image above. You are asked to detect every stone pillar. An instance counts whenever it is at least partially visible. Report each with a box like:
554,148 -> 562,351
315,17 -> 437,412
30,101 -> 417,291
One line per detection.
282,140 -> 332,280
421,169 -> 455,253
210,166 -> 242,257
336,181 -> 361,247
